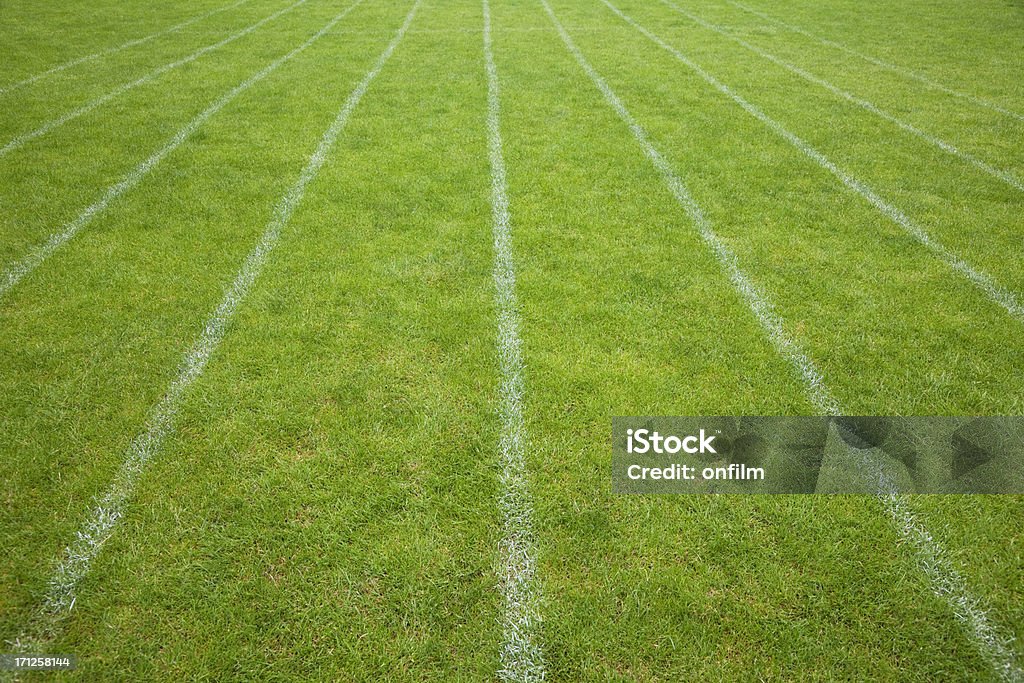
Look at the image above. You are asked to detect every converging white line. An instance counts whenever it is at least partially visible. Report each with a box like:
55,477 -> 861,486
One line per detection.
660,0 -> 1024,194
726,0 -> 1024,124
484,0 -> 547,680
9,0 -> 420,653
878,481 -> 1024,683
599,0 -> 1024,325
0,0 -> 253,97
0,0 -> 367,301
540,3 -> 1022,680
0,0 -> 310,159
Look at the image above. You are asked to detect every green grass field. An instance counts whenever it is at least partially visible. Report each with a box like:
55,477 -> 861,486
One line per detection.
1,0 -> 1022,679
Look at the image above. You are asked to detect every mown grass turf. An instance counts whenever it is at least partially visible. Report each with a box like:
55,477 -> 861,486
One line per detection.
492,0 -> 1020,677
0,0 -> 1022,679
40,4 -> 507,676
0,0 -> 249,85
0,0 -> 412,637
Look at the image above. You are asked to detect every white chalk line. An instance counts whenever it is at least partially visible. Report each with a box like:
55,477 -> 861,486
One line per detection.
0,0 -> 368,302
599,0 -> 1024,325
660,0 -> 1024,194
726,0 -> 1024,124
0,0 -> 253,97
878,478 -> 1024,682
484,0 -> 547,680
8,0 -> 418,654
0,0 -> 310,159
543,3 -> 1022,679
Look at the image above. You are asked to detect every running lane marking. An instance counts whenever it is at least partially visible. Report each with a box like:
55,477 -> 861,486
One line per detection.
484,0 -> 547,679
0,0 -> 310,158
0,0 -> 253,97
600,0 -> 1024,325
0,0 -> 365,301
542,3 -> 1022,679
10,0 -> 420,653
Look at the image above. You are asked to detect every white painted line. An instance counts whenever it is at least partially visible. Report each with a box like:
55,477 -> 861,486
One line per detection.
541,4 -> 1023,680
0,0 -> 310,159
0,0 -> 253,97
0,0 -> 367,301
599,0 -> 1024,325
845,444 -> 1023,682
661,0 -> 1024,194
483,1 -> 547,680
539,0 -> 839,416
880,484 -> 1024,683
10,0 -> 419,653
727,0 -> 1024,124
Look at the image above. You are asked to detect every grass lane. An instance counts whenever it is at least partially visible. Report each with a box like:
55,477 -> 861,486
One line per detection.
0,0 -> 303,146
562,3 -> 1024,653
0,0 -> 373,299
700,0 -> 1024,174
0,0 -> 257,98
640,0 -> 1024,300
532,0 -> 1019,671
0,0 -> 348,267
720,0 -> 1024,121
652,0 -> 1024,196
0,0 -> 315,160
0,0 -> 251,89
551,0 -> 1024,415
8,0 -> 509,677
0,0 -> 411,641
911,495 -> 1024,651
0,0 -> 1020,678
495,0 -> 1015,677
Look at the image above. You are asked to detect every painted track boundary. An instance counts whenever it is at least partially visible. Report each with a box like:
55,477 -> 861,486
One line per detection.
0,0 -> 310,159
0,0 -> 367,301
8,0 -> 420,654
543,3 -> 1023,677
0,0 -> 253,97
599,0 -> 1024,325
726,0 -> 1024,124
484,0 -> 547,679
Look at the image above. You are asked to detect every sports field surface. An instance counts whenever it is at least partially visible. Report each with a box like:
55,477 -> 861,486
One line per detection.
1,0 -> 1022,679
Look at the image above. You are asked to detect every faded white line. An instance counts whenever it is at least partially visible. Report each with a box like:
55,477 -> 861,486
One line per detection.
661,0 -> 1024,194
542,3 -> 1022,679
0,0 -> 253,97
600,0 -> 1024,324
0,0 -> 310,158
484,0 -> 546,680
10,0 -> 419,653
880,481 -> 1023,682
0,0 -> 366,301
727,0 -> 1024,124
540,0 -> 839,416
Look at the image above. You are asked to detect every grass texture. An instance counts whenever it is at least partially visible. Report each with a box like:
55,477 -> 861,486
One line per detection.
0,0 -> 1022,679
